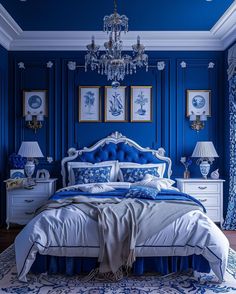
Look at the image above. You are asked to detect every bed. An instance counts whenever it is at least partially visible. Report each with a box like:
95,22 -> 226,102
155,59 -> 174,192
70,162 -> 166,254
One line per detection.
14,132 -> 229,282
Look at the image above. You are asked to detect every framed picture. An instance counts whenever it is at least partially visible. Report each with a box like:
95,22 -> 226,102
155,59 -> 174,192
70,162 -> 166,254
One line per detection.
23,90 -> 47,116
79,86 -> 101,122
186,90 -> 211,117
36,169 -> 50,181
10,169 -> 25,179
105,86 -> 127,122
131,86 -> 152,122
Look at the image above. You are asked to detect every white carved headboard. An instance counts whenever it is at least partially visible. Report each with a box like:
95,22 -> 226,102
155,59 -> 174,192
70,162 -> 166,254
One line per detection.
61,132 -> 172,187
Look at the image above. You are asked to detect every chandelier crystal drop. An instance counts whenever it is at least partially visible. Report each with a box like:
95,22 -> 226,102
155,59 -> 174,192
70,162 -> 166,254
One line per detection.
85,0 -> 148,88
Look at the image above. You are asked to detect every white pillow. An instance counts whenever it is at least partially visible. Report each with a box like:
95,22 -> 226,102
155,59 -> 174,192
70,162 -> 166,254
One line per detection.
132,174 -> 176,191
78,183 -> 115,193
67,161 -> 119,185
118,162 -> 166,182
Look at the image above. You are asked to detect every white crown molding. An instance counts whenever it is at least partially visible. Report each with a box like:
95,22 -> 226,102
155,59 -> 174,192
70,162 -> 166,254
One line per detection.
211,1 -> 236,49
9,30 -> 224,51
0,2 -> 235,51
0,4 -> 22,50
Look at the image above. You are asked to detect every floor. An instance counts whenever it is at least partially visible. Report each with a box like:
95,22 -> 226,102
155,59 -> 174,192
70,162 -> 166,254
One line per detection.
1,227 -> 236,253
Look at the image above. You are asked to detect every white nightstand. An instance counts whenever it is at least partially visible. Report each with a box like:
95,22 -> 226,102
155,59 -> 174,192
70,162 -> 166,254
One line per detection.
6,178 -> 57,229
176,178 -> 225,226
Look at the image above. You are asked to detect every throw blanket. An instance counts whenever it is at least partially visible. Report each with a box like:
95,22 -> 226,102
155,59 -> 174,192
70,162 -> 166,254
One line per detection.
35,189 -> 204,275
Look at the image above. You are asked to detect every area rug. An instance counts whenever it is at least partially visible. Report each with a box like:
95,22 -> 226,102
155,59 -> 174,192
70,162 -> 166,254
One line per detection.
1,245 -> 236,293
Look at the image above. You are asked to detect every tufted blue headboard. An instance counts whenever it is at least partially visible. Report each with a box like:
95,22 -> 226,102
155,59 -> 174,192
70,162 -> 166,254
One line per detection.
61,132 -> 172,187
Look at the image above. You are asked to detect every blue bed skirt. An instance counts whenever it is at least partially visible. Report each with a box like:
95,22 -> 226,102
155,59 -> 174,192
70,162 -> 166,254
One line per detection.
31,254 -> 210,276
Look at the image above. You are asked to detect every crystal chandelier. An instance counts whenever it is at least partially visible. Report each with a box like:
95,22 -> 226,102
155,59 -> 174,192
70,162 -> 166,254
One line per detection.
85,0 -> 148,88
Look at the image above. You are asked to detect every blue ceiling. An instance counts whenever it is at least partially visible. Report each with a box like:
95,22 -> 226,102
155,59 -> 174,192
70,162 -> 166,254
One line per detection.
0,0 -> 234,31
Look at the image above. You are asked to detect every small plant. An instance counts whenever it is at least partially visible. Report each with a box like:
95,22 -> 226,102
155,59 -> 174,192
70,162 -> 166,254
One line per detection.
180,157 -> 192,179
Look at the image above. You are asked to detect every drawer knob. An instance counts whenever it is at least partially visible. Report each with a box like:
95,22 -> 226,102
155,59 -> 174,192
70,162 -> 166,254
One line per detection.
24,199 -> 34,203
25,212 -> 34,215
198,186 -> 207,190
199,199 -> 207,203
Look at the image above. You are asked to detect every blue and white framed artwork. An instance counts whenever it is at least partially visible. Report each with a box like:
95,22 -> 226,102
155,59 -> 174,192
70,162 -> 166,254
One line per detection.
79,86 -> 101,122
131,86 -> 152,122
186,90 -> 211,117
23,90 -> 47,116
10,169 -> 25,179
105,86 -> 127,122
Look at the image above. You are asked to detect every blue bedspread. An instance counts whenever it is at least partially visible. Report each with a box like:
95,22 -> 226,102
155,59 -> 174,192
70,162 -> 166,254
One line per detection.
50,187 -> 206,213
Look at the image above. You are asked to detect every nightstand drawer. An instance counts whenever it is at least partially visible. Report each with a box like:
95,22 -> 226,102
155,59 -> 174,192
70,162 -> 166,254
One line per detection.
10,195 -> 48,207
9,184 -> 50,195
194,194 -> 219,206
10,206 -> 36,217
184,183 -> 220,194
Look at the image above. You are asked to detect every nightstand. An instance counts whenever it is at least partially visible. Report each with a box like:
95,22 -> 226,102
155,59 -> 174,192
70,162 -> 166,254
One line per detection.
176,178 -> 225,226
6,178 -> 57,229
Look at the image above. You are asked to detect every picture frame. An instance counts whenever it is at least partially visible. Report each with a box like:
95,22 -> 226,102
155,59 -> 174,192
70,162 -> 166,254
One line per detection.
131,86 -> 152,122
186,90 -> 211,117
10,169 -> 25,179
36,169 -> 50,181
23,90 -> 47,117
79,86 -> 101,122
105,86 -> 127,122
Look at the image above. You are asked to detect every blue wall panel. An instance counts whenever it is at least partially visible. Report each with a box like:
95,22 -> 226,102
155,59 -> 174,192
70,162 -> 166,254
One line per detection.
0,45 -> 8,225
4,50 -> 226,223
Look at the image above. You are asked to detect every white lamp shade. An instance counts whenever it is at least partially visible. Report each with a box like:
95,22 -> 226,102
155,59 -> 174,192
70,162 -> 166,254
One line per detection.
18,141 -> 43,158
192,141 -> 219,158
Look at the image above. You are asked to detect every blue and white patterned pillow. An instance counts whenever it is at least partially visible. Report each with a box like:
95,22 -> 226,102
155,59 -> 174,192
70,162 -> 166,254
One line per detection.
125,186 -> 159,200
120,167 -> 160,183
72,166 -> 112,184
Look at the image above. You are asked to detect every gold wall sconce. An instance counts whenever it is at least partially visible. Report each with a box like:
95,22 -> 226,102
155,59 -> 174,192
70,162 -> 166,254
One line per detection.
189,111 -> 207,132
25,112 -> 44,133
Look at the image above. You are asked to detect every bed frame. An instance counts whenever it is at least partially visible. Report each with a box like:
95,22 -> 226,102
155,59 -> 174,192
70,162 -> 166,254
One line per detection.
61,132 -> 172,187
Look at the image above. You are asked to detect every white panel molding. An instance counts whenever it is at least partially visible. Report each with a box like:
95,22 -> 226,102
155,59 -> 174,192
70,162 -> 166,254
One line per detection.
0,4 -> 22,50
0,2 -> 235,51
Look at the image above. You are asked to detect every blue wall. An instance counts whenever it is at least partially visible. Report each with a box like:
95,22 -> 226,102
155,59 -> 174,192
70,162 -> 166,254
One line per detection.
3,49 -> 226,223
0,45 -> 8,225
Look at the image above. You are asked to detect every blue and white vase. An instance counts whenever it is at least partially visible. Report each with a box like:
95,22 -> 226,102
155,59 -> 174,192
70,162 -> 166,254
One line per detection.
199,161 -> 210,179
24,160 -> 35,178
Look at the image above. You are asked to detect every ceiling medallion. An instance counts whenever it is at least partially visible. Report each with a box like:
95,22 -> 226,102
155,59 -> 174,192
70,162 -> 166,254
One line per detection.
85,0 -> 148,88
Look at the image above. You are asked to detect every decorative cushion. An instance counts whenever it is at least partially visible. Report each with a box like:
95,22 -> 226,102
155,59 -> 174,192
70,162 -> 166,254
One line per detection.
72,166 -> 112,185
132,174 -> 176,191
68,161 -> 118,185
125,186 -> 159,200
118,163 -> 166,183
78,183 -> 115,193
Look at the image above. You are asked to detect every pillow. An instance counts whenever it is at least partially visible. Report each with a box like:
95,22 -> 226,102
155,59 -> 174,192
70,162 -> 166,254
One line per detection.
118,163 -> 166,183
125,186 -> 159,200
132,174 -> 175,191
72,166 -> 112,185
67,161 -> 118,185
78,183 -> 115,193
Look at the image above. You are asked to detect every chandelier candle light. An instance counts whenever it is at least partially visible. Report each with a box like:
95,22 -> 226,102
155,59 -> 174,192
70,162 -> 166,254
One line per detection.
85,0 -> 148,88
191,141 -> 219,179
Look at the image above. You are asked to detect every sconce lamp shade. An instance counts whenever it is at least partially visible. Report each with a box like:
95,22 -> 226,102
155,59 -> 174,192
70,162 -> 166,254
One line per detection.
18,141 -> 43,158
192,141 -> 219,158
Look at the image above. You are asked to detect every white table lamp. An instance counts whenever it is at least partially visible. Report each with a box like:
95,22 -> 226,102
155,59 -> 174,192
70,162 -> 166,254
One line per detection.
192,141 -> 219,179
18,141 -> 43,180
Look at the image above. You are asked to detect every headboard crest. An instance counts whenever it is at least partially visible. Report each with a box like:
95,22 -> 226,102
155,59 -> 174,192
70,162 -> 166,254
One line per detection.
61,132 -> 172,187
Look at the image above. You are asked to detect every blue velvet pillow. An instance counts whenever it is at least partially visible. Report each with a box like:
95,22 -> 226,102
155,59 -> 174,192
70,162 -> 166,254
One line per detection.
120,167 -> 160,183
125,186 -> 159,200
72,166 -> 112,184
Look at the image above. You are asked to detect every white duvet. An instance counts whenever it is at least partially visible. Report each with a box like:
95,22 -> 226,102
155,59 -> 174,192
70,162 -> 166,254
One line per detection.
15,182 -> 229,282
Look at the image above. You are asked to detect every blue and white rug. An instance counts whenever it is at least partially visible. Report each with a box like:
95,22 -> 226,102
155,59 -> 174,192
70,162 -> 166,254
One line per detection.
0,245 -> 236,293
